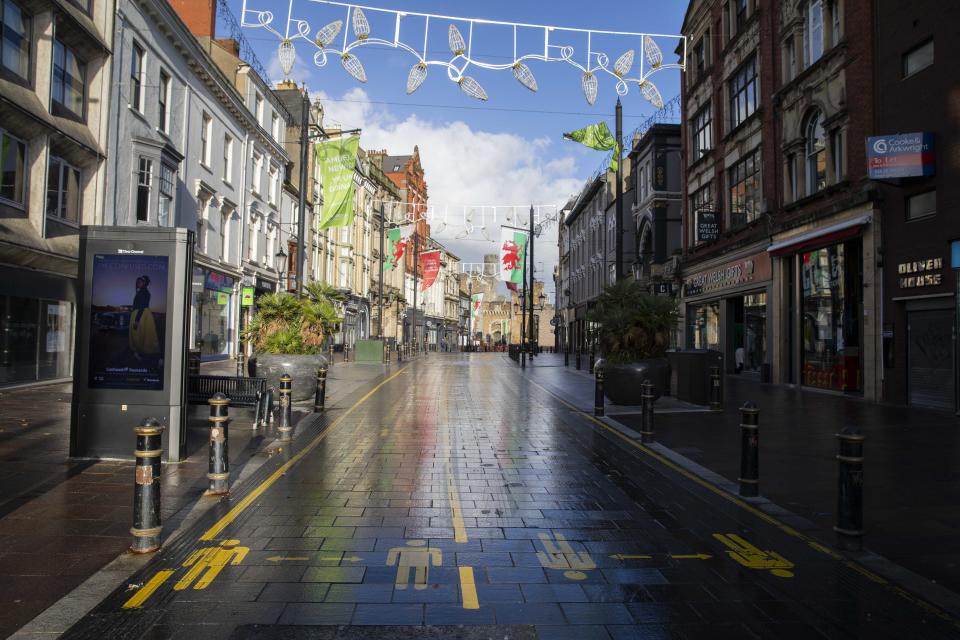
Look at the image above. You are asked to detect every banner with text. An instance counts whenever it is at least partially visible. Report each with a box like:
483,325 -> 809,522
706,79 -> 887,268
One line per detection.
317,135 -> 360,229
420,250 -> 441,291
499,227 -> 528,284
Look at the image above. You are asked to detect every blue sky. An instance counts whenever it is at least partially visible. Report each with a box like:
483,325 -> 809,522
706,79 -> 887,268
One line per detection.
226,0 -> 687,294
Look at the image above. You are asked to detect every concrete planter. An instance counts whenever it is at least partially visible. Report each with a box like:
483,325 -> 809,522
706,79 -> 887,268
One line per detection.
602,358 -> 671,406
251,353 -> 328,403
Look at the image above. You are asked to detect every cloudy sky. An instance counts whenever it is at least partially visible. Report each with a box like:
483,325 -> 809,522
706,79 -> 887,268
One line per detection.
228,0 -> 686,297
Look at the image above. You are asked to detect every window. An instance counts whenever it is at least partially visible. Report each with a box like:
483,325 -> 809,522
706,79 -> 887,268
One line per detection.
271,112 -> 280,141
223,134 -> 233,182
220,209 -> 231,261
903,39 -> 934,78
728,55 -> 758,129
252,152 -> 263,195
268,164 -> 278,205
787,154 -> 798,202
805,111 -> 826,194
158,70 -> 170,132
830,0 -> 841,46
248,215 -> 259,261
694,39 -> 705,78
157,164 -> 173,226
805,0 -> 824,67
130,43 -> 144,111
692,104 -> 712,159
728,148 -> 761,227
136,157 -> 153,222
906,190 -> 936,221
254,92 -> 263,125
46,156 -> 80,223
52,40 -> 85,116
785,38 -> 797,82
734,0 -> 747,35
830,128 -> 844,181
0,129 -> 26,205
1,0 -> 30,80
200,112 -> 211,166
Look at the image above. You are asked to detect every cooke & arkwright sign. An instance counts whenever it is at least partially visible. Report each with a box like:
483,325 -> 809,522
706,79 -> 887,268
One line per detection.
683,252 -> 772,297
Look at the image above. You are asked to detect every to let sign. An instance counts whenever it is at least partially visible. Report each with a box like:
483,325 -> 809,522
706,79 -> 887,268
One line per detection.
866,133 -> 935,179
696,210 -> 720,243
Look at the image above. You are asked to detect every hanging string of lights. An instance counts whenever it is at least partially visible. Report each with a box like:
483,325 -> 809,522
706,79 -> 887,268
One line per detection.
242,0 -> 685,106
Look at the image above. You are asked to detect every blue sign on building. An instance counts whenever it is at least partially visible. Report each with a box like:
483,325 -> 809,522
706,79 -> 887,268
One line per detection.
866,132 -> 935,179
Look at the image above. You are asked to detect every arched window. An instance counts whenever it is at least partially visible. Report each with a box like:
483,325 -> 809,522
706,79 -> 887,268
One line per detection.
805,110 -> 826,195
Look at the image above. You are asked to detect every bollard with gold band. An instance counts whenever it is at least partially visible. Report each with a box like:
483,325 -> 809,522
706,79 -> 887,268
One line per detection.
709,366 -> 722,411
835,426 -> 864,551
738,402 -> 760,497
236,350 -> 246,378
206,392 -> 230,496
328,343 -> 335,366
589,350 -> 595,374
314,366 -> 327,412
344,345 -> 349,362
640,381 -> 655,444
131,418 -> 164,553
277,374 -> 293,441
594,362 -> 605,417
383,342 -> 390,364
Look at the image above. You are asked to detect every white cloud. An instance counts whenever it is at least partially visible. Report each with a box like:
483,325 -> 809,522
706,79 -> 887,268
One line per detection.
315,88 -> 582,296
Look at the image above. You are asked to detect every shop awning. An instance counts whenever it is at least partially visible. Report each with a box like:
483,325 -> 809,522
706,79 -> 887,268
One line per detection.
766,214 -> 872,257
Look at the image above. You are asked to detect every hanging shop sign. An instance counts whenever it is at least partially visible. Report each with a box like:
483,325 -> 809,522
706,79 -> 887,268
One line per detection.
866,132 -> 935,180
683,252 -> 771,297
898,257 -> 944,289
654,281 -> 674,297
241,287 -> 255,307
696,210 -> 720,243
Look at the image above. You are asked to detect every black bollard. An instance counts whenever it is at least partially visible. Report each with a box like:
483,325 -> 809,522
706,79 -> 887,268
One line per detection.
277,374 -> 293,441
131,418 -> 164,553
344,345 -> 349,363
398,343 -> 403,363
575,350 -> 582,370
640,381 -> 655,444
314,366 -> 328,412
835,427 -> 865,551
709,366 -> 722,411
188,350 -> 200,376
328,343 -> 334,366
594,365 -> 605,417
521,349 -> 526,369
206,392 -> 230,496
384,343 -> 391,364
564,350 -> 569,367
738,402 -> 760,497
589,351 -> 595,374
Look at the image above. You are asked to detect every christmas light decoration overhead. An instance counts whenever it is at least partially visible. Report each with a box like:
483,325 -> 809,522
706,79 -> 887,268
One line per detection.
243,0 -> 684,106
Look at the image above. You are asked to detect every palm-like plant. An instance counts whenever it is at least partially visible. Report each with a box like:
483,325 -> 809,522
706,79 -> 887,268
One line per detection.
588,280 -> 679,365
242,284 -> 344,354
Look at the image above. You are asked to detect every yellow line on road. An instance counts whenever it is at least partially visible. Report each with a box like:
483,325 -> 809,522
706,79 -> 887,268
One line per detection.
200,366 -> 409,541
524,375 -> 960,630
122,569 -> 174,609
459,566 -> 480,609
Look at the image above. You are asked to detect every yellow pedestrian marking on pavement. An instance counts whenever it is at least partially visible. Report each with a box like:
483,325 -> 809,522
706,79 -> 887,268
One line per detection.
536,532 -> 596,580
386,540 -> 442,590
266,555 -> 310,562
523,374 -> 960,630
608,553 -> 712,561
447,474 -> 469,544
459,566 -> 480,609
712,534 -> 793,577
199,366 -> 408,541
121,569 -> 174,609
174,540 -> 249,591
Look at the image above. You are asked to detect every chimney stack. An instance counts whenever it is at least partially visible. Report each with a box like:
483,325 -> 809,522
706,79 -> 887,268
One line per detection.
169,0 -> 217,38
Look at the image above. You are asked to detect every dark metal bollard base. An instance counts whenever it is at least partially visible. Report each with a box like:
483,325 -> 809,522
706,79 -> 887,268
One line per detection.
738,480 -> 759,498
205,475 -> 229,497
834,528 -> 864,552
130,528 -> 162,554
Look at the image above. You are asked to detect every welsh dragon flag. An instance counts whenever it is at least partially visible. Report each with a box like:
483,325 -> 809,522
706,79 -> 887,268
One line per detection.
383,224 -> 414,271
471,293 -> 484,319
499,227 -> 528,284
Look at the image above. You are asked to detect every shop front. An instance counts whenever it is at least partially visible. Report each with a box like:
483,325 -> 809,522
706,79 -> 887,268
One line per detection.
192,266 -> 237,360
681,250 -> 772,377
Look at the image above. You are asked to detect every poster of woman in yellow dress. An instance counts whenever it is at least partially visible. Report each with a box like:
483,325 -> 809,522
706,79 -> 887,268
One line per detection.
129,275 -> 161,358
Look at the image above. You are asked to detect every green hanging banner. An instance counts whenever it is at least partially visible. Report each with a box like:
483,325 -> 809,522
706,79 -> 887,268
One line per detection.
316,135 -> 360,229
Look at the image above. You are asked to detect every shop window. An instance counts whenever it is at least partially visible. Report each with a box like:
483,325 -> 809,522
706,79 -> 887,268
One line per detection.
135,157 -> 152,222
691,104 -> 712,159
687,302 -> 721,350
728,55 -> 758,130
1,0 -> 30,81
800,240 -> 862,392
130,42 -> 144,112
0,129 -> 26,205
906,190 -> 936,221
903,39 -> 934,78
0,295 -> 38,384
46,155 -> 81,223
728,148 -> 761,228
38,300 -> 72,380
805,110 -> 826,195
52,39 -> 85,117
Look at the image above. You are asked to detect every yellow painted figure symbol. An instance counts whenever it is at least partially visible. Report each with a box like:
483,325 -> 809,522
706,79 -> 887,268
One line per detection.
536,532 -> 596,580
713,533 -> 794,578
386,540 -> 442,590
174,540 -> 249,591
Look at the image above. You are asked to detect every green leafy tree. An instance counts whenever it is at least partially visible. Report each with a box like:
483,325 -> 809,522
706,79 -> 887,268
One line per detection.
242,283 -> 344,354
588,280 -> 679,365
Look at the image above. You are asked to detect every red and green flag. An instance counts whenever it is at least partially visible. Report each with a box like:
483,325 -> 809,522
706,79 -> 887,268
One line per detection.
499,227 -> 528,285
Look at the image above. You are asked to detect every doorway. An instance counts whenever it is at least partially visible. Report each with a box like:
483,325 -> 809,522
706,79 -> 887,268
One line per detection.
907,309 -> 955,411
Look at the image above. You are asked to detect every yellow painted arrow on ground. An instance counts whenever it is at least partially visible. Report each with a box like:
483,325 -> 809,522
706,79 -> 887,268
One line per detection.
266,556 -> 310,562
266,555 -> 364,563
609,553 -> 713,561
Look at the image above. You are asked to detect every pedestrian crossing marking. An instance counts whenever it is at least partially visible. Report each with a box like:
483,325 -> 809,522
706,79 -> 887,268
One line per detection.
121,569 -> 174,609
174,540 -> 249,590
713,533 -> 794,578
386,540 -> 441,590
536,532 -> 596,579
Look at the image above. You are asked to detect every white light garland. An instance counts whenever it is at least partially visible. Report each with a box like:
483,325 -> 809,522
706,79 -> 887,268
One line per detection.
241,0 -> 684,105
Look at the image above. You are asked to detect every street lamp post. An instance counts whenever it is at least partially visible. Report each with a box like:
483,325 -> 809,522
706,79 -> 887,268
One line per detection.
377,204 -> 385,338
528,206 -> 535,358
615,97 -> 624,281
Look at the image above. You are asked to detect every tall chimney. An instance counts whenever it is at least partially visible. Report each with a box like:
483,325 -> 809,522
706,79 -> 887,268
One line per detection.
169,0 -> 217,38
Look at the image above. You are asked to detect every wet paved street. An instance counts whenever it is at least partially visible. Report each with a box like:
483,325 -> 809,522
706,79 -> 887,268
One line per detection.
61,355 -> 960,639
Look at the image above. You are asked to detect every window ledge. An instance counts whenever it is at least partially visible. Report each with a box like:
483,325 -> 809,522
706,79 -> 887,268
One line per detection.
46,215 -> 81,230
